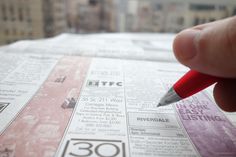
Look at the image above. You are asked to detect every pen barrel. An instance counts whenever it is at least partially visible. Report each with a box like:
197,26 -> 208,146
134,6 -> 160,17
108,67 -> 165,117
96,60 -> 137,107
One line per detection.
173,70 -> 220,98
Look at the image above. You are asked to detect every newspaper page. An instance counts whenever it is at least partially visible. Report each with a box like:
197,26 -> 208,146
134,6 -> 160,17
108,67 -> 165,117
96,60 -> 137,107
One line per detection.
1,33 -> 235,124
0,53 -> 91,156
0,53 -> 60,134
0,33 -> 176,62
1,52 -> 236,156
55,58 -> 236,157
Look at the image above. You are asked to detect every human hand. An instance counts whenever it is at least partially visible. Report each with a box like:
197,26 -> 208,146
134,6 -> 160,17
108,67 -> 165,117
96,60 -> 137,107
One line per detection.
173,16 -> 236,112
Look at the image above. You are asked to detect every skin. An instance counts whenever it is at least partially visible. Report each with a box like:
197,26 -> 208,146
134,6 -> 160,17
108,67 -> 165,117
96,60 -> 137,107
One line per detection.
173,16 -> 236,112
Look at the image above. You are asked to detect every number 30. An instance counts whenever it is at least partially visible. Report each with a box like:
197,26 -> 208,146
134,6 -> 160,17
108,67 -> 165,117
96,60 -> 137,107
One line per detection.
69,142 -> 120,157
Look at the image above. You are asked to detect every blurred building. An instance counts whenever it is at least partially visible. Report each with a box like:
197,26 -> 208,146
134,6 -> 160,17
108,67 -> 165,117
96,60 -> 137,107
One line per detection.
65,0 -> 80,32
66,0 -> 118,33
126,0 -> 236,32
0,0 -> 67,45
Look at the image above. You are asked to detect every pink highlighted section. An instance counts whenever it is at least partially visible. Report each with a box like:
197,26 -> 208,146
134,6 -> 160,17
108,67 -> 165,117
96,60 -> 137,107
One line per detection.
0,56 -> 91,157
176,94 -> 236,157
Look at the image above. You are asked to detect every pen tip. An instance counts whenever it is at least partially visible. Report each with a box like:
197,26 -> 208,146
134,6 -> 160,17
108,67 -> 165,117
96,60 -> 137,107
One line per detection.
157,103 -> 162,107
157,87 -> 182,108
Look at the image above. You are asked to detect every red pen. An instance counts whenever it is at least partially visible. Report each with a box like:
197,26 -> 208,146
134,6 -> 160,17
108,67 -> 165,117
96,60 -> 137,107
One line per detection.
157,70 -> 220,107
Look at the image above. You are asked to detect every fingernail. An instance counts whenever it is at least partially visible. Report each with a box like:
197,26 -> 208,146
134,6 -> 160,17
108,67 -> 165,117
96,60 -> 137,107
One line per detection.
173,29 -> 200,61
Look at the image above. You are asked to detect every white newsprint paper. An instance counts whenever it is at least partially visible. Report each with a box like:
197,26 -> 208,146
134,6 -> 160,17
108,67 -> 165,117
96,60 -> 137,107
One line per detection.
0,53 -> 59,134
56,58 -> 236,157
0,34 -> 236,157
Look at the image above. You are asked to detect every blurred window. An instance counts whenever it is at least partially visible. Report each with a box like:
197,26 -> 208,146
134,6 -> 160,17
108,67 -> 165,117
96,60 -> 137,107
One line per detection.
177,17 -> 184,25
1,4 -> 7,21
4,29 -> 9,36
156,4 -> 162,10
219,5 -> 226,10
18,7 -> 23,21
190,4 -> 215,11
193,17 -> 199,25
89,0 -> 98,6
26,7 -> 32,23
9,5 -> 16,21
233,7 -> 236,15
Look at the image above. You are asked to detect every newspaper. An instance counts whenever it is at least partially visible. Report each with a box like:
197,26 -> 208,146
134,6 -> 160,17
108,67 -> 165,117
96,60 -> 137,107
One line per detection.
0,33 -> 176,62
0,34 -> 236,157
0,53 -> 60,134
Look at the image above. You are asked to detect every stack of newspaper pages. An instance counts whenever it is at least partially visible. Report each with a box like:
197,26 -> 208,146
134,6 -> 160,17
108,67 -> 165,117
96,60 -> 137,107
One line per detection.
0,33 -> 236,157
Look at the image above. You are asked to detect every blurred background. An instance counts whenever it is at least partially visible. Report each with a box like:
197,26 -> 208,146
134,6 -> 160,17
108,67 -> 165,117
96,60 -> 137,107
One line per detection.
0,0 -> 236,45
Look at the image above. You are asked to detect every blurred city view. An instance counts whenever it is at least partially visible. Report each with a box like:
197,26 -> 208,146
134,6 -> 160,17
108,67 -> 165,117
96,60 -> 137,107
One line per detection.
1,0 -> 236,45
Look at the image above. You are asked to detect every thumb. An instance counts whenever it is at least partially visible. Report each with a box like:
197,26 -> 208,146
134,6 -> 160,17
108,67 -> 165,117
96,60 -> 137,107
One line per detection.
173,17 -> 236,78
